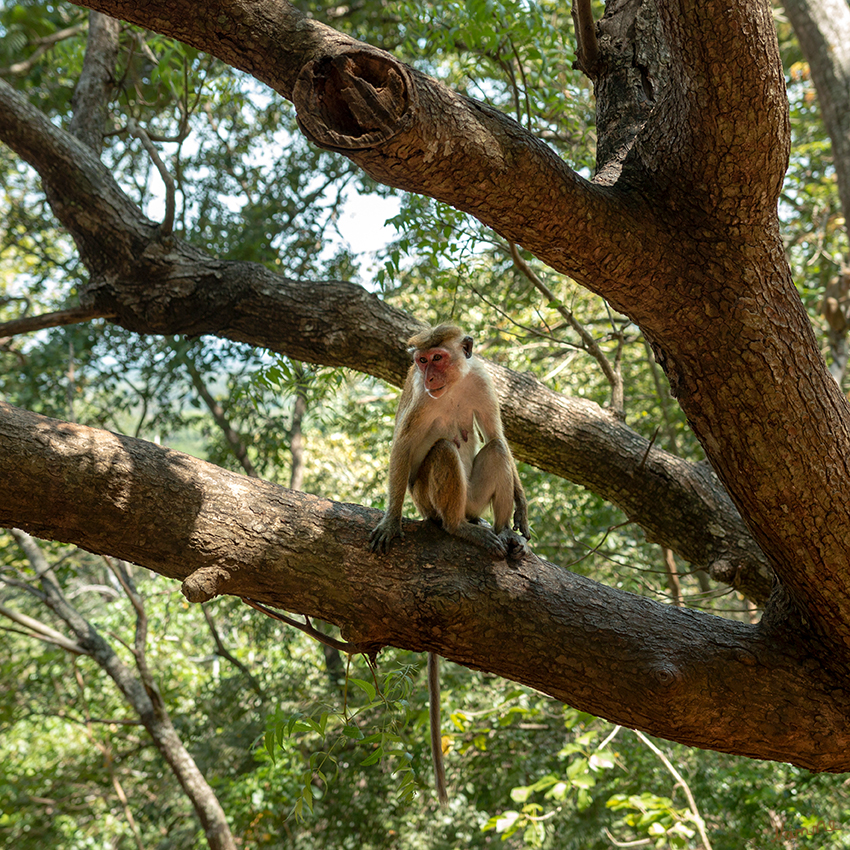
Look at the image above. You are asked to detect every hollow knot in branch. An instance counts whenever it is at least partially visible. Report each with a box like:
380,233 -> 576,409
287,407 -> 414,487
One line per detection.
293,49 -> 415,151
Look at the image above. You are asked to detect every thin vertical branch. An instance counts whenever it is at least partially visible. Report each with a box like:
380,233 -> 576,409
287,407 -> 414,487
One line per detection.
105,558 -> 159,706
509,241 -> 624,417
289,365 -> 309,491
66,339 -> 77,423
633,730 -> 713,850
663,547 -> 683,607
571,0 -> 600,79
182,354 -> 259,477
73,665 -> 147,850
201,604 -> 265,697
127,118 -> 176,236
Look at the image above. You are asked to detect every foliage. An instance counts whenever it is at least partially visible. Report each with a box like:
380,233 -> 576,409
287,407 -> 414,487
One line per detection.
2,0 -> 850,847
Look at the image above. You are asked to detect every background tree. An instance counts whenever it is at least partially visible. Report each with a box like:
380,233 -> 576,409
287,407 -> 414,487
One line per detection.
3,0 -> 850,847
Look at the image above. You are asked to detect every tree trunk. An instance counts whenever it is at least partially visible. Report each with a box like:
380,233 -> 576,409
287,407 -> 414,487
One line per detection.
2,0 -> 850,769
11,531 -> 237,850
2,402 -> 850,771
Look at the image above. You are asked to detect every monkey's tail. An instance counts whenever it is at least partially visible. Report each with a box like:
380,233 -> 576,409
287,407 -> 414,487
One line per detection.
428,652 -> 449,806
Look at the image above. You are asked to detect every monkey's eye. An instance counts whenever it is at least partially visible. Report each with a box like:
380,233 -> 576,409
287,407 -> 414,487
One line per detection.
432,354 -> 442,361
419,357 -> 428,364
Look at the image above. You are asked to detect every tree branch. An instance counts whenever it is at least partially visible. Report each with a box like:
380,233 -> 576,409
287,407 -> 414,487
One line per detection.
633,730 -> 713,850
571,0 -> 600,79
0,306 -> 114,339
0,68 -> 773,601
9,530 -> 238,850
181,354 -> 259,478
127,118 -> 176,236
0,22 -> 89,77
58,0 -> 663,312
0,401 -> 846,770
0,599 -> 89,655
68,11 -> 120,153
201,604 -> 264,697
17,3 -> 850,632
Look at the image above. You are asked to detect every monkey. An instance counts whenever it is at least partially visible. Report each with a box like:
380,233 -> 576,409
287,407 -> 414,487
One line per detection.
370,323 -> 530,557
369,323 -> 530,805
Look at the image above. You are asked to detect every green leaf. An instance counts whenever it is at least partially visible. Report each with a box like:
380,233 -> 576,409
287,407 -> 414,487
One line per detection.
348,677 -> 377,702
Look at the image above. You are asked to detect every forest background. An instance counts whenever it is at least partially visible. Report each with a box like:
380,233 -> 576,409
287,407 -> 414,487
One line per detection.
2,0 -> 850,848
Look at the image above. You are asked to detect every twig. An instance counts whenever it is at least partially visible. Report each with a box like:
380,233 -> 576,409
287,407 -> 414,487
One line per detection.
0,22 -> 89,76
241,597 -> 364,654
202,604 -> 264,697
508,37 -> 532,129
104,557 -> 159,707
127,118 -> 176,236
603,829 -> 651,847
0,603 -> 88,655
638,427 -> 659,469
662,548 -> 683,607
0,306 -> 114,339
642,337 -> 680,453
181,352 -> 259,477
632,730 -> 714,850
509,241 -> 624,417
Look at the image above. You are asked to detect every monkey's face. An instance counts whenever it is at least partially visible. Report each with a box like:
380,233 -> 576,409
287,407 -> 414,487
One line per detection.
414,346 -> 455,399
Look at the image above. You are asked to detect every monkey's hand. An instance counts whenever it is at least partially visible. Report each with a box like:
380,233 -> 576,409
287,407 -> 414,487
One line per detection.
513,508 -> 531,541
370,514 -> 404,553
502,528 -> 530,559
512,485 -> 530,541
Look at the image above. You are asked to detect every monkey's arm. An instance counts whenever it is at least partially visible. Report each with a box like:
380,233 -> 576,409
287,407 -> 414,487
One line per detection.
369,439 -> 411,553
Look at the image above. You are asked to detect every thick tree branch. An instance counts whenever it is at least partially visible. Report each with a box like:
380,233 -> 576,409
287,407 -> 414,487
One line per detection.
0,76 -> 772,600
651,0 -> 790,222
60,0 -> 670,316
0,78 -> 157,277
10,2 -> 850,649
0,401 -> 846,771
68,11 -> 120,153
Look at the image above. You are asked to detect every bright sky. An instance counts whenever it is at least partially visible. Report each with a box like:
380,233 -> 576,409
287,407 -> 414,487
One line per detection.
334,190 -> 401,280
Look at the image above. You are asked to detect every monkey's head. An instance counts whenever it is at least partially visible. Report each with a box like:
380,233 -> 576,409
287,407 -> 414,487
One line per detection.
408,324 -> 473,399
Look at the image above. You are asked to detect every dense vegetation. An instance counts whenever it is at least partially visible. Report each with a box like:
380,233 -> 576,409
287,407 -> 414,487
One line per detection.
2,0 -> 850,847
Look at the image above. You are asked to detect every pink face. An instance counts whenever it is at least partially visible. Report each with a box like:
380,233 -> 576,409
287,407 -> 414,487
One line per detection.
415,347 -> 452,398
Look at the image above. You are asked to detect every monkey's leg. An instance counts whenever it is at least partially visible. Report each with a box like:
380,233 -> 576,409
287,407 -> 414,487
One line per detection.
413,440 -> 509,557
467,439 -> 514,531
411,439 -> 467,527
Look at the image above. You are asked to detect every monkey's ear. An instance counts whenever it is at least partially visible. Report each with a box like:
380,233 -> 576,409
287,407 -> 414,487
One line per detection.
407,345 -> 417,360
461,335 -> 473,358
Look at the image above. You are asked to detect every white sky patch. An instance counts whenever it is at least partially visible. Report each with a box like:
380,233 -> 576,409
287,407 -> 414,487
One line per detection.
332,189 -> 402,281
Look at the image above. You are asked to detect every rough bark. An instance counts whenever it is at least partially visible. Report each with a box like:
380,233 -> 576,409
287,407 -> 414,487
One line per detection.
2,401 -> 849,772
67,11 -> 120,152
0,75 -> 773,601
1,0 -> 850,766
